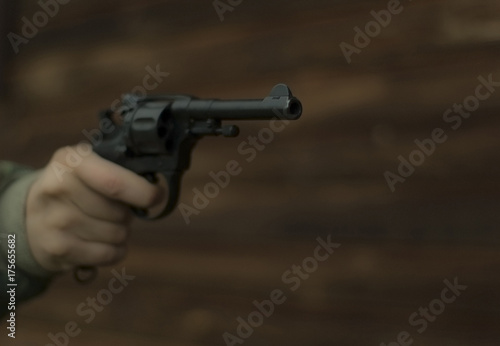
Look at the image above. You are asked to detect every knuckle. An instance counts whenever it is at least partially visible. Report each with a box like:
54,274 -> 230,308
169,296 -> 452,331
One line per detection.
103,175 -> 125,199
44,235 -> 72,259
52,208 -> 80,231
52,147 -> 69,162
109,225 -> 129,245
40,180 -> 62,197
99,249 -> 115,264
113,205 -> 133,224
99,245 -> 127,265
38,169 -> 66,196
59,262 -> 75,272
41,148 -> 80,196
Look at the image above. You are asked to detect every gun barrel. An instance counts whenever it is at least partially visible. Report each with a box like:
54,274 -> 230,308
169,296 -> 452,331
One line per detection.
175,84 -> 302,121
185,97 -> 301,121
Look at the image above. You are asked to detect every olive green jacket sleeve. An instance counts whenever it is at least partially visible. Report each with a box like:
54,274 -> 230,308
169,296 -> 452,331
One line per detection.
0,161 -> 55,317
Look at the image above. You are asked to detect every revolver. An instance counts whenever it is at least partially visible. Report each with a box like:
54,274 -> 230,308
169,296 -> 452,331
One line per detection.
92,83 -> 303,219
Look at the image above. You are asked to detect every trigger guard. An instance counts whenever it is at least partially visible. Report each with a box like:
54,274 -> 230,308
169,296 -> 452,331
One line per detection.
132,171 -> 182,220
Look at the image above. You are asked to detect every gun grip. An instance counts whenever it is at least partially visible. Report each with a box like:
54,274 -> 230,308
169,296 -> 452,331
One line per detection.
132,171 -> 182,220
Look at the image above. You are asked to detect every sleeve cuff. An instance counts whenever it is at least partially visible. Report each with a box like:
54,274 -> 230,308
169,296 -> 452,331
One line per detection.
0,171 -> 56,279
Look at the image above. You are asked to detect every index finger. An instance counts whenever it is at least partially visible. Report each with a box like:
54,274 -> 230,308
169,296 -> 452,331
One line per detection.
74,147 -> 163,209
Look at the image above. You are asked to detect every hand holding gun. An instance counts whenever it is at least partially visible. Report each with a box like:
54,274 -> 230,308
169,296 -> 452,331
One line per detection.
25,84 -> 302,282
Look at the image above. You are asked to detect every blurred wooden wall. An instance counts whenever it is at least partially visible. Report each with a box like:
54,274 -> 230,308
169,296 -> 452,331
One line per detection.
1,0 -> 500,345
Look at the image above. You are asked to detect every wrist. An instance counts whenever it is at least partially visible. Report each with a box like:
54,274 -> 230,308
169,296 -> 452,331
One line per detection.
0,170 -> 58,279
